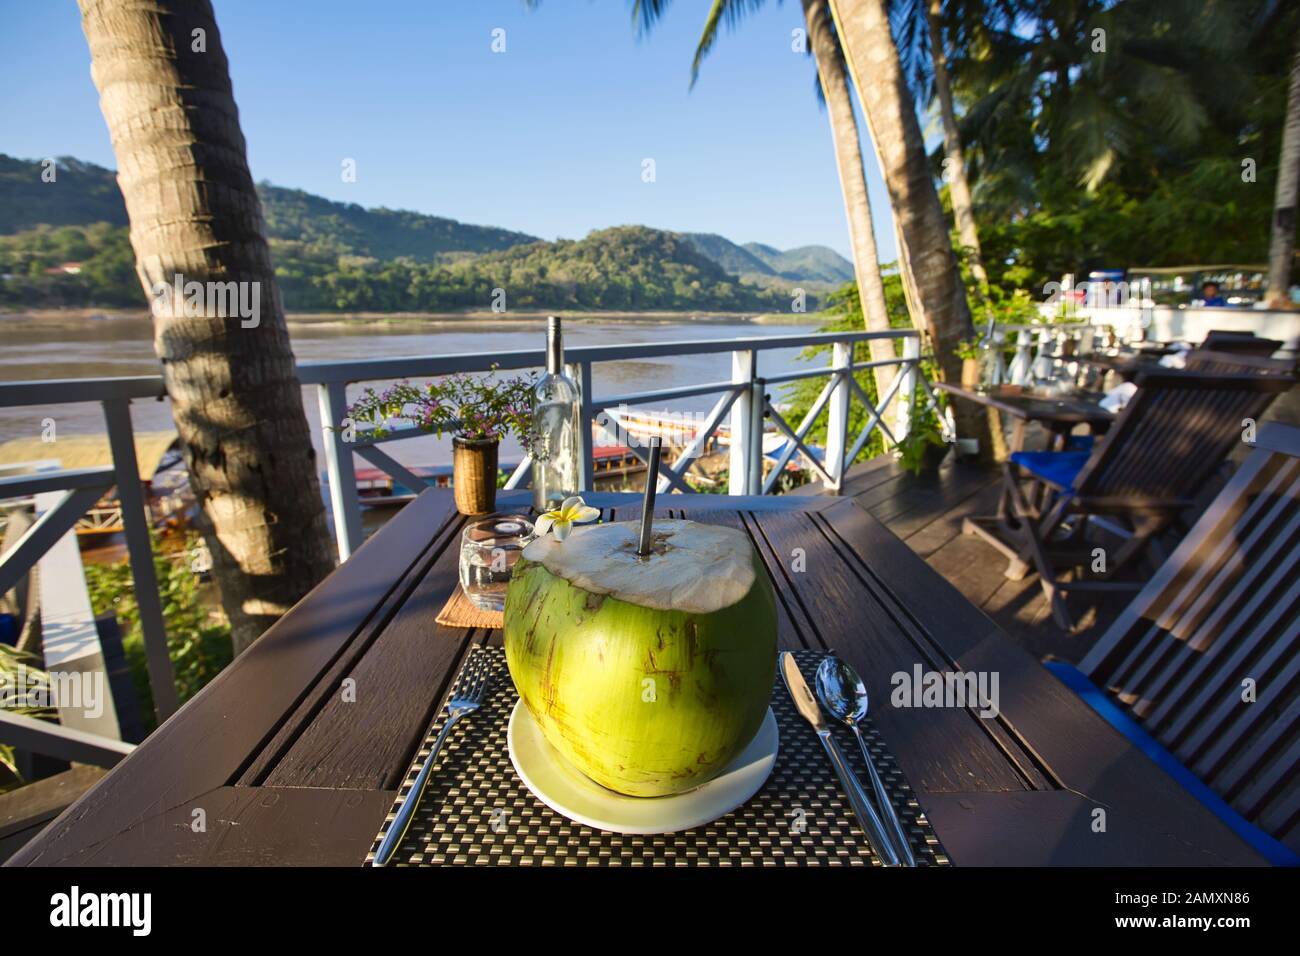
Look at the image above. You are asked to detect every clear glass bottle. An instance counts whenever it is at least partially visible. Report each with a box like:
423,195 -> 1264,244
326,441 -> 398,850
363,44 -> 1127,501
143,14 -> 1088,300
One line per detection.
531,316 -> 581,512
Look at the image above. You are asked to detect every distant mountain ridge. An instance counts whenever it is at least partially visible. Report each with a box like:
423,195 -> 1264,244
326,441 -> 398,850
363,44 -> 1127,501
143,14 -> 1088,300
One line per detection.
0,154 -> 537,258
680,232 -> 853,285
744,242 -> 855,284
676,232 -> 774,277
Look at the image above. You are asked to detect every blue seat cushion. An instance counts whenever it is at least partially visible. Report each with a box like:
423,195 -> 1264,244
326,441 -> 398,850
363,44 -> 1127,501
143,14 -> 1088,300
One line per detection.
1063,433 -> 1095,452
1044,660 -> 1300,866
1009,450 -> 1090,489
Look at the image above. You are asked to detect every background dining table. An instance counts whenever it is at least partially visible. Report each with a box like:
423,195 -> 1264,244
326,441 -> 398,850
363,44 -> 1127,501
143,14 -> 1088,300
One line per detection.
935,382 -> 1114,452
1078,352 -> 1170,383
5,490 -> 1263,866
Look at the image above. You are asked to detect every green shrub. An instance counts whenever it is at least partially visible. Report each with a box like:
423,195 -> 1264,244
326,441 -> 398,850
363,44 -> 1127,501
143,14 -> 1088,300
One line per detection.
0,644 -> 54,790
85,532 -> 232,731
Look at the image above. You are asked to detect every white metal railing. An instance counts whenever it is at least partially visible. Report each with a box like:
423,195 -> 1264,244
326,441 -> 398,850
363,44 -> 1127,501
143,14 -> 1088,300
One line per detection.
988,321 -> 1097,386
299,329 -> 942,560
0,375 -> 178,741
0,329 -> 942,754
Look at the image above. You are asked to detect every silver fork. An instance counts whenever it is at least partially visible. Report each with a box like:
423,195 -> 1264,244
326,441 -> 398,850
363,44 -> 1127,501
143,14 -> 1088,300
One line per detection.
372,651 -> 491,867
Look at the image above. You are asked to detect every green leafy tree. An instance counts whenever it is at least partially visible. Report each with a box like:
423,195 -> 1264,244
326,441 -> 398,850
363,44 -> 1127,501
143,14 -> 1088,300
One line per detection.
944,0 -> 1298,291
781,272 -> 913,465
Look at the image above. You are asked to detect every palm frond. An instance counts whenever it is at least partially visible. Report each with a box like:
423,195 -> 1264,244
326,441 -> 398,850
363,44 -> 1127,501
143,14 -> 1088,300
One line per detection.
689,0 -> 771,87
691,0 -> 732,86
631,0 -> 675,35
887,0 -> 933,105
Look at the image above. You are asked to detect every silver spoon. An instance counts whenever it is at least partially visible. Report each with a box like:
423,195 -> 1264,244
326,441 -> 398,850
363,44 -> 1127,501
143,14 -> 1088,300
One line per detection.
816,655 -> 917,867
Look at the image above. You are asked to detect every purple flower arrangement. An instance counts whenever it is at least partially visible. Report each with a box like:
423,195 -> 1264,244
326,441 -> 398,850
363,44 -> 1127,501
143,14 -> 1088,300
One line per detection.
346,365 -> 537,447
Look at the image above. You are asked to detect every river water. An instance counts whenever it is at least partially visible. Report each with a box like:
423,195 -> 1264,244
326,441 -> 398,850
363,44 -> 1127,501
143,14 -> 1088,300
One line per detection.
0,313 -> 824,470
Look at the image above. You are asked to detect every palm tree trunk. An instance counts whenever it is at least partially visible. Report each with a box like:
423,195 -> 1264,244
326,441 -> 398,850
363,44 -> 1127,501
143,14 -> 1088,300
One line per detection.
79,0 -> 336,653
828,0 -> 991,452
1266,40 -> 1300,309
802,0 -> 897,411
928,1 -> 1007,461
927,0 -> 988,298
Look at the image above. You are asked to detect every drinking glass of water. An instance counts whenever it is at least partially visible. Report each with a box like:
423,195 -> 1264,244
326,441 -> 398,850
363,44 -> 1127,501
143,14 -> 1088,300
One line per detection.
459,515 -> 535,611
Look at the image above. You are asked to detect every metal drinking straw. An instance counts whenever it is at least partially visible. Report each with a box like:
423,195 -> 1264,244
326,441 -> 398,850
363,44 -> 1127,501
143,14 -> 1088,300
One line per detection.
637,436 -> 662,556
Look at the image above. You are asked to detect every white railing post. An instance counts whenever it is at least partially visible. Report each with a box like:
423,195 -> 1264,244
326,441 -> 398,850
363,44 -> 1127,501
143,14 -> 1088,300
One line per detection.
749,377 -> 766,495
729,350 -> 756,495
103,397 -> 179,720
824,341 -> 851,493
895,335 -> 920,442
318,381 -> 363,562
569,360 -> 594,493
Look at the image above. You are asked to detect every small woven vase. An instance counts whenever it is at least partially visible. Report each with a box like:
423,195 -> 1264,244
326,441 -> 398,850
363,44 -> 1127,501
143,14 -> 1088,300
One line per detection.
452,436 -> 499,515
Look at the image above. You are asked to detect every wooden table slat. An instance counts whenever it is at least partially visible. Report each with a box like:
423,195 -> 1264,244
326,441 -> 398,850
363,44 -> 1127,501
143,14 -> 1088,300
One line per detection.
262,521 -> 478,791
814,502 -> 1056,791
237,505 -> 466,786
749,504 -> 1032,793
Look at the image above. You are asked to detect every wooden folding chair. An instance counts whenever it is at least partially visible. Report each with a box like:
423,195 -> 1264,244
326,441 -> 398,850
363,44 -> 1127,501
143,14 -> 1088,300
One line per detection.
1000,368 -> 1295,630
1046,422 -> 1300,864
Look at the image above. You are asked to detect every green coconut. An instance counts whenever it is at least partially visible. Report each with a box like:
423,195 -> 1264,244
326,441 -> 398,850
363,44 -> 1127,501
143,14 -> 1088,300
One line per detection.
503,518 -> 777,797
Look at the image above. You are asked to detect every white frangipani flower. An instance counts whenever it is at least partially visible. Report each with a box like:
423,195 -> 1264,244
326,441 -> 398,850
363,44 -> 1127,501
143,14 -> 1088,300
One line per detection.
535,495 -> 600,542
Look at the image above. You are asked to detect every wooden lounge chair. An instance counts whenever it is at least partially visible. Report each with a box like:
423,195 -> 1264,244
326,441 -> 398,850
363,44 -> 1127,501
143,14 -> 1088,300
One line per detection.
1199,330 -> 1284,358
998,367 -> 1295,629
1045,422 -> 1300,864
1184,348 -> 1296,376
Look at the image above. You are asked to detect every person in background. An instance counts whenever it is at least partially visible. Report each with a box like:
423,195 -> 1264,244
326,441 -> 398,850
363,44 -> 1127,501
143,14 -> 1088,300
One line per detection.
1198,281 -> 1227,307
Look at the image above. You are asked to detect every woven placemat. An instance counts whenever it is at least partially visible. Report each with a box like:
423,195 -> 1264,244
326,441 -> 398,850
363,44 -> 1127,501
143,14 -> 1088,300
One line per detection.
367,646 -> 948,867
435,586 -> 504,630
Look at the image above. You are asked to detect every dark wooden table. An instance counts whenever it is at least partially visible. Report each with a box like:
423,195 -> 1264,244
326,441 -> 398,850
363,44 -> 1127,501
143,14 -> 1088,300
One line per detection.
6,490 -> 1263,866
936,382 -> 1114,453
1079,352 -> 1166,383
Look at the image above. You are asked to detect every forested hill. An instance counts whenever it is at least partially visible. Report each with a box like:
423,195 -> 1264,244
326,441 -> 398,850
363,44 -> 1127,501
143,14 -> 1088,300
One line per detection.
0,154 -> 537,258
260,185 -> 538,258
0,219 -> 802,312
0,155 -> 129,232
0,154 -> 813,312
426,226 -> 792,312
239,225 -> 796,312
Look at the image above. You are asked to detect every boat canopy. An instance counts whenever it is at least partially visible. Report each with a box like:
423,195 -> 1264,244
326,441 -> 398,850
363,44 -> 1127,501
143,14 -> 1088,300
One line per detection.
0,430 -> 180,482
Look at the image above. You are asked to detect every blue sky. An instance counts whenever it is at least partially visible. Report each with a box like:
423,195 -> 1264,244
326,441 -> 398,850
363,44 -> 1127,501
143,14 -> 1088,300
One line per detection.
0,0 -> 901,261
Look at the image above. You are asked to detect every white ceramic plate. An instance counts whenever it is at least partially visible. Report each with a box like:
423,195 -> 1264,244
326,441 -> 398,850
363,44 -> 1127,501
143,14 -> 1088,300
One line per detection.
507,702 -> 779,835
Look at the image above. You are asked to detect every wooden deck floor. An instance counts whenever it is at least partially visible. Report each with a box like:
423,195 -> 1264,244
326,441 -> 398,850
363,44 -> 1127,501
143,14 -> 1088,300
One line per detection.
794,452 -> 1131,664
